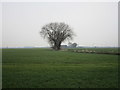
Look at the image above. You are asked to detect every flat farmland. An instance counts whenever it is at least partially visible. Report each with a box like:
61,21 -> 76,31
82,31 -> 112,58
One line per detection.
2,48 -> 118,88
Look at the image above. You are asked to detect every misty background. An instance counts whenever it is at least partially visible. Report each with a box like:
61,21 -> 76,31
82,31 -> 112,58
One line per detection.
2,2 -> 118,48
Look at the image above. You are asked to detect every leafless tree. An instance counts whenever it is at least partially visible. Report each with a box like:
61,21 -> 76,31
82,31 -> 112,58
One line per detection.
40,22 -> 74,50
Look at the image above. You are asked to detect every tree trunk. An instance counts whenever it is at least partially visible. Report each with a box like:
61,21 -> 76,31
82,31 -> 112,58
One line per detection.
53,41 -> 61,50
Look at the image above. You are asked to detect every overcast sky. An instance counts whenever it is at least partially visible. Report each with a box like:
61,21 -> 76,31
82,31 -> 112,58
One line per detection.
2,2 -> 118,47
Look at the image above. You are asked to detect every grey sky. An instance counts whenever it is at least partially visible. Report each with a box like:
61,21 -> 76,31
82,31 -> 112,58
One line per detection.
2,2 -> 118,47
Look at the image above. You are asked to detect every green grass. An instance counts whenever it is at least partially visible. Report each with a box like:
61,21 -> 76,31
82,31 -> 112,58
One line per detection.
2,48 -> 118,88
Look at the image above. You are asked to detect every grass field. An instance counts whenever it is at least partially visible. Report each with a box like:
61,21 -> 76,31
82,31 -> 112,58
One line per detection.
2,48 -> 118,88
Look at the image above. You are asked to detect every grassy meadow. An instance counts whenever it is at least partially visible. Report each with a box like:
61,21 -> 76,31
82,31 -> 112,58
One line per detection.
2,48 -> 118,88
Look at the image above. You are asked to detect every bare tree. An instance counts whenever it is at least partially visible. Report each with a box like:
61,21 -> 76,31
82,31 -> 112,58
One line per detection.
40,22 -> 74,50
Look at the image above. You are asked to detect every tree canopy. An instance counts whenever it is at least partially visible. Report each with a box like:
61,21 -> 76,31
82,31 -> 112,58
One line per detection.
40,22 -> 74,50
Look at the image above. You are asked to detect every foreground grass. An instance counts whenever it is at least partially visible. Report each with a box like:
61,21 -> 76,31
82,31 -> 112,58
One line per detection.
2,48 -> 118,88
